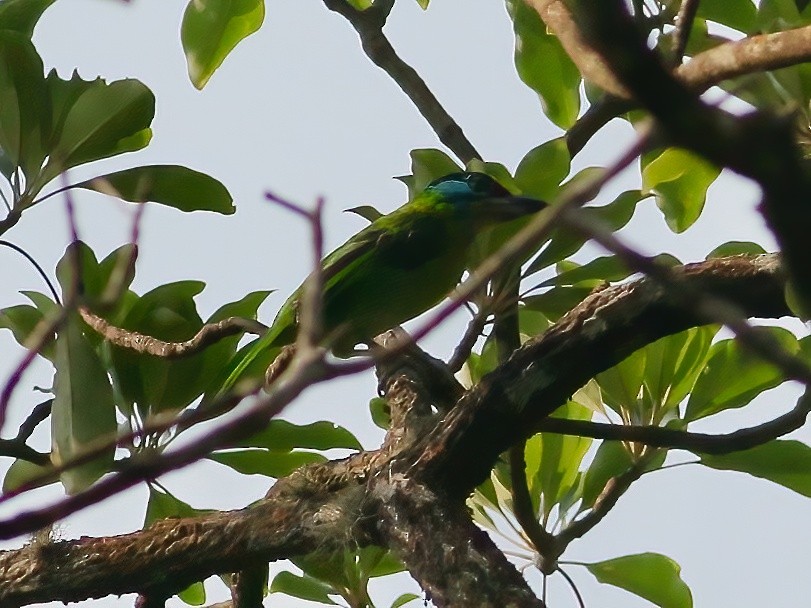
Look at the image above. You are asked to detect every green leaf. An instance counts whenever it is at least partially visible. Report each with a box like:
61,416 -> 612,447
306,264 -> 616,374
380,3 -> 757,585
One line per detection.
525,401 -> 593,518
0,302 -> 55,360
181,0 -> 265,89
235,419 -> 362,451
523,285 -> 593,320
45,77 -> 154,177
0,31 -> 49,183
580,440 -> 633,509
109,280 -> 210,415
506,0 -> 580,128
406,148 -> 462,197
684,327 -> 797,421
391,593 -> 420,608
705,241 -> 767,259
2,457 -> 59,492
642,148 -> 721,233
144,485 -> 206,525
0,0 -> 56,36
527,190 -> 645,275
270,571 -> 338,605
585,553 -> 693,608
698,440 -> 811,497
361,547 -> 404,578
540,255 -> 632,288
344,205 -> 383,223
52,313 -> 117,493
177,582 -> 206,606
697,0 -> 757,32
208,449 -> 325,478
645,326 -> 718,413
597,347 -> 646,416
72,165 -> 234,215
514,138 -> 571,200
347,0 -> 374,8
369,396 -> 390,429
415,0 -> 429,8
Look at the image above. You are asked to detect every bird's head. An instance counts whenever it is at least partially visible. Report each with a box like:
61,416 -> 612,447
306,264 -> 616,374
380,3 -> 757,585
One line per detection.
424,172 -> 545,226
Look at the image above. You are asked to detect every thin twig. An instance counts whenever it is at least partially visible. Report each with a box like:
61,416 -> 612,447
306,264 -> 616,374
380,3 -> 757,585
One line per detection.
447,308 -> 490,372
15,398 -> 52,442
672,0 -> 700,62
322,0 -> 480,164
536,390 -> 811,455
0,241 -> 61,303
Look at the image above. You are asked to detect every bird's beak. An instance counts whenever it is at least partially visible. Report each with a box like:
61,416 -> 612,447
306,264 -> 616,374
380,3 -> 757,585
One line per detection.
485,196 -> 546,221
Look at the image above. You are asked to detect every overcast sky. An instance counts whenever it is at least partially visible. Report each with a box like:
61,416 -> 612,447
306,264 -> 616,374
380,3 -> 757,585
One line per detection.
1,1 -> 808,607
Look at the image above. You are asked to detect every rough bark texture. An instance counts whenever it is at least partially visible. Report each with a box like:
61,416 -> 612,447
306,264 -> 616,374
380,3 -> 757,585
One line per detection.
0,255 -> 791,606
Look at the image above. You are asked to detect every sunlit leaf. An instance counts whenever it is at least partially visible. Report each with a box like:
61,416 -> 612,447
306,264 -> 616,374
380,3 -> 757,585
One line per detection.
525,401 -> 593,517
705,241 -> 767,259
514,138 -> 571,200
208,449 -> 325,478
698,440 -> 811,497
684,327 -> 797,421
406,148 -> 462,197
177,582 -> 206,606
270,571 -> 338,605
391,593 -> 420,608
235,419 -> 362,451
344,205 -> 383,223
506,0 -> 580,128
181,0 -> 265,89
697,0 -> 757,32
2,457 -> 59,492
585,553 -> 693,608
642,148 -> 721,233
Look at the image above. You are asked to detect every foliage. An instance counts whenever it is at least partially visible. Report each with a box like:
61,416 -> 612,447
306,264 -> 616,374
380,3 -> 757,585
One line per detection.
0,0 -> 809,607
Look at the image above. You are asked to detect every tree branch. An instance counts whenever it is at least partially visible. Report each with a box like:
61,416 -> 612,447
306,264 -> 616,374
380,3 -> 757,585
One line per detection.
409,254 -> 791,496
321,0 -> 481,164
536,389 -> 811,454
78,307 -> 267,359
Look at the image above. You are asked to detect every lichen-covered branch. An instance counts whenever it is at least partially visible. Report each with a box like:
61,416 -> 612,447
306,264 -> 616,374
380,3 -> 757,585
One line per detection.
409,254 -> 790,495
79,307 -> 266,359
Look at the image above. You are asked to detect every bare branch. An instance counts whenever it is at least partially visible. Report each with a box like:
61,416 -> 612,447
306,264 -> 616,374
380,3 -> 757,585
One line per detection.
409,254 -> 790,496
321,0 -> 481,164
536,390 -> 811,455
78,307 -> 267,359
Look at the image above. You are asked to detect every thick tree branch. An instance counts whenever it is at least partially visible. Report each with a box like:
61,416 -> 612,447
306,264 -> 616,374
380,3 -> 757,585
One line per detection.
369,477 -> 544,608
409,254 -> 791,495
569,2 -> 811,310
0,461 -> 364,605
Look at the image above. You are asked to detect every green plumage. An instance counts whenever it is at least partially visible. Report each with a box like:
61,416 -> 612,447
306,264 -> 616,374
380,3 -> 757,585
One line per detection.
214,172 -> 544,394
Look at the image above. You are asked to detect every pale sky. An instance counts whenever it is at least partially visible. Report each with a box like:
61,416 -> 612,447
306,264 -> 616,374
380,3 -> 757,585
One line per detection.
1,1 -> 808,607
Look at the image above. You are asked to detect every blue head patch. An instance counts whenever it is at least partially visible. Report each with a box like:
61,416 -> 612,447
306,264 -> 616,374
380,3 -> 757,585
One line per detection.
425,172 -> 511,202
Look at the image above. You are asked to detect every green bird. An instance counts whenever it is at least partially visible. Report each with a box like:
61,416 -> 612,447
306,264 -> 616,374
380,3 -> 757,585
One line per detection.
214,171 -> 545,394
